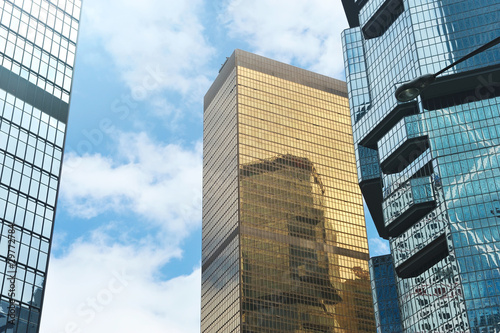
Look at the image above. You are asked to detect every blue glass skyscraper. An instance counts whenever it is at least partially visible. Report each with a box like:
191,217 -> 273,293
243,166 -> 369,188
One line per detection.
369,255 -> 403,333
342,0 -> 500,331
0,1 -> 81,331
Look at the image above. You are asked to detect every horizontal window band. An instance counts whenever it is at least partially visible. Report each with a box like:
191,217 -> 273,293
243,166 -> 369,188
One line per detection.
0,66 -> 69,124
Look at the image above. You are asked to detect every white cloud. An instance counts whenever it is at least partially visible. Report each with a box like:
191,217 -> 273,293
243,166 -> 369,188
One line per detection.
40,235 -> 200,333
45,132 -> 203,332
369,238 -> 391,256
81,0 -> 215,101
221,0 -> 348,77
60,132 -> 202,238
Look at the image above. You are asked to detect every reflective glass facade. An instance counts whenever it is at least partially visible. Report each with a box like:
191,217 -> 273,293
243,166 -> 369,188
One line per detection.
202,50 -> 375,332
343,0 -> 500,331
0,1 -> 81,331
369,255 -> 403,333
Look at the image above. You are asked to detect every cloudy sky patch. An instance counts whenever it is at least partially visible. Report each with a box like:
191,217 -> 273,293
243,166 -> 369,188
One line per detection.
222,0 -> 348,77
38,1 -> 387,332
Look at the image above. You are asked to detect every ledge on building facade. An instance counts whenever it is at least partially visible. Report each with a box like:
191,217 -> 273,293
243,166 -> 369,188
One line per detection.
361,0 -> 404,39
360,177 -> 389,239
380,136 -> 429,174
359,101 -> 418,149
383,177 -> 436,237
422,63 -> 500,110
395,234 -> 448,278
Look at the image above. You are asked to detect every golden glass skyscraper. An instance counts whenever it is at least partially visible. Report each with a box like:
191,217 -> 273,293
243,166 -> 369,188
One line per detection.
202,50 -> 375,332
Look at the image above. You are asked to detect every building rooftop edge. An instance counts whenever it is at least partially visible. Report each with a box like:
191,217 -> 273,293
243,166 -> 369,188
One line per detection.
204,49 -> 347,109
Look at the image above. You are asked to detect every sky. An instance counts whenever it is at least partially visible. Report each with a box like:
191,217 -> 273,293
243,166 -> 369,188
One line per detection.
39,0 -> 389,332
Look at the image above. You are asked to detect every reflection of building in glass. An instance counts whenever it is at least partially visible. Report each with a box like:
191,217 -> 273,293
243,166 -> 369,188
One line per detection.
0,285 -> 43,332
369,255 -> 402,333
240,154 -> 343,331
0,1 -> 81,331
342,0 -> 500,331
201,50 -> 375,332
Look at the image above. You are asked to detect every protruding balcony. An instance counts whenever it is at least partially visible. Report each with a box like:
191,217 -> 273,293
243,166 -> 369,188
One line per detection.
359,101 -> 418,149
357,146 -> 388,238
395,234 -> 449,278
382,176 -> 436,238
378,116 -> 429,174
361,0 -> 404,39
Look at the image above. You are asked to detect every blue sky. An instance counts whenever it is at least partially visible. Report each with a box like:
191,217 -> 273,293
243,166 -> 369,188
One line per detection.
39,0 -> 389,332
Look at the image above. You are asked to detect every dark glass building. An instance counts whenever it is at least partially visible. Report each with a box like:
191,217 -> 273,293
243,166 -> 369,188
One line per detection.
202,50 -> 375,332
369,255 -> 403,333
342,0 -> 500,331
0,1 -> 81,331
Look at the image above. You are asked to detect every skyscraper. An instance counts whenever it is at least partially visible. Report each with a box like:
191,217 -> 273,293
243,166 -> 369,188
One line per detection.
342,0 -> 500,331
202,49 -> 375,332
0,1 -> 81,331
369,255 -> 403,333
